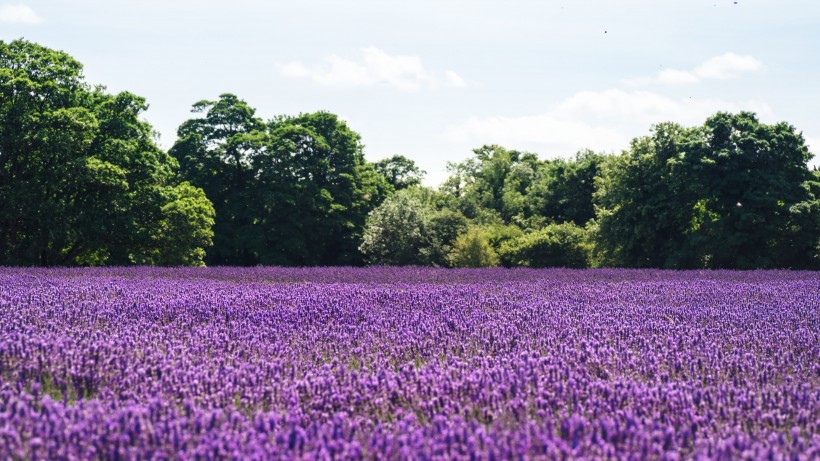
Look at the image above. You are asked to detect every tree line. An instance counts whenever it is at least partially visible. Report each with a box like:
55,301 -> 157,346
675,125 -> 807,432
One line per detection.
2,40 -> 818,269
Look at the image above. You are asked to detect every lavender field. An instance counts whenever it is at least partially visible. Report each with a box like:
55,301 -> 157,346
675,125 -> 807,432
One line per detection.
0,268 -> 818,460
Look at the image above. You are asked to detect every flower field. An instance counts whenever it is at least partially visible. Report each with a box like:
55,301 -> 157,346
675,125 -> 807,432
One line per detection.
0,267 -> 818,460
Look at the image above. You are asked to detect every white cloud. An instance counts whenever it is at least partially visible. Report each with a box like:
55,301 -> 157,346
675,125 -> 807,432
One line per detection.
0,3 -> 41,24
625,53 -> 763,86
446,114 -> 628,154
445,89 -> 772,156
694,53 -> 763,80
279,47 -> 465,91
656,69 -> 701,85
443,70 -> 466,88
553,89 -> 772,125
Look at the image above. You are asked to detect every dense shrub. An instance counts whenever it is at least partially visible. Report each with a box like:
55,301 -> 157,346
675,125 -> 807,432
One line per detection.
499,222 -> 589,268
360,189 -> 469,266
449,227 -> 500,267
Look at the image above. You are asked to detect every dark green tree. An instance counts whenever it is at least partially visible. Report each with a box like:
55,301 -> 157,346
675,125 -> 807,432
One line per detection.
169,93 -> 265,265
268,112 -> 389,265
594,113 -> 819,269
172,104 -> 388,266
682,112 -> 819,269
593,122 -> 696,268
0,40 -> 214,266
527,150 -> 608,226
373,154 -> 426,191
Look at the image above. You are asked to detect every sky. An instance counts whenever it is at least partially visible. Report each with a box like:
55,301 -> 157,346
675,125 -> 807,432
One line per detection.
2,0 -> 819,185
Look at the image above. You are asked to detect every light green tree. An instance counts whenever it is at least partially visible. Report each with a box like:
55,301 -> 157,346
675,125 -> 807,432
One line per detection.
359,188 -> 468,266
498,223 -> 590,268
359,190 -> 433,265
449,227 -> 500,268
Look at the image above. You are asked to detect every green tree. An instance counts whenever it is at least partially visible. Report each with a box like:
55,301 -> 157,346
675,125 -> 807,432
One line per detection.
527,150 -> 608,226
359,188 -> 467,266
134,183 -> 216,266
594,113 -> 819,269
682,112 -> 819,268
484,223 -> 525,253
449,227 -> 500,268
0,40 -> 214,266
498,222 -> 590,268
374,154 -> 426,191
593,122 -> 698,268
442,145 -> 606,228
172,101 -> 389,266
442,145 -> 541,223
170,93 -> 265,265
396,186 -> 470,266
268,112 -> 389,265
426,209 -> 469,266
359,190 -> 433,265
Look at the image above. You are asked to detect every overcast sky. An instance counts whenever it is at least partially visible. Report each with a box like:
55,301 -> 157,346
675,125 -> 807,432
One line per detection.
2,0 -> 819,184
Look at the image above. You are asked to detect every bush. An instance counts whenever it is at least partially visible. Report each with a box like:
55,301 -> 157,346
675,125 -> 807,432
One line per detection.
499,222 -> 589,268
484,223 -> 524,250
449,228 -> 500,268
425,209 -> 469,266
360,189 -> 470,266
359,191 -> 432,265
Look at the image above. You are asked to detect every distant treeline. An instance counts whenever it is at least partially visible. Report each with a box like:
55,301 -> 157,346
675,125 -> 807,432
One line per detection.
2,40 -> 818,269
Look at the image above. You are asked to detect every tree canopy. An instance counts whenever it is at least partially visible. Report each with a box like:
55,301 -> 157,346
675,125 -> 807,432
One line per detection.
2,39 -> 818,270
373,155 -> 426,191
171,97 -> 389,266
0,39 -> 214,266
594,113 -> 819,269
449,227 -> 499,268
441,145 -> 606,230
359,188 -> 468,266
498,222 -> 589,268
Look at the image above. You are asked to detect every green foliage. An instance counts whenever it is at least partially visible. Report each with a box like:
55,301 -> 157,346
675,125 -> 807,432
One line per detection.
359,188 -> 468,266
145,183 -> 215,266
399,184 -> 453,211
171,99 -> 388,266
498,222 -> 590,268
426,208 -> 470,266
681,112 -> 818,268
4,39 -> 818,270
266,112 -> 389,265
594,113 -> 819,269
593,122 -> 697,268
483,223 -> 524,251
442,145 -> 540,223
374,155 -> 426,191
170,94 -> 265,265
359,190 -> 433,266
442,145 -> 606,230
449,227 -> 500,268
0,39 -> 213,266
527,150 -> 608,226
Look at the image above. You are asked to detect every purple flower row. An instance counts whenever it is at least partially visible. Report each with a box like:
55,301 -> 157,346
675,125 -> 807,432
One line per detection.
0,267 -> 818,459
